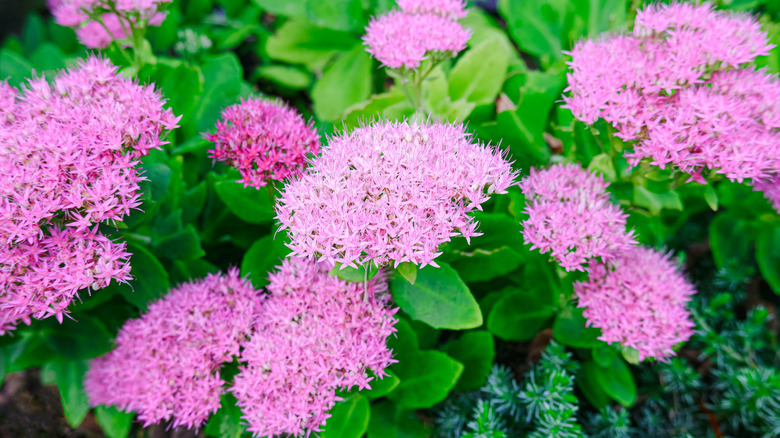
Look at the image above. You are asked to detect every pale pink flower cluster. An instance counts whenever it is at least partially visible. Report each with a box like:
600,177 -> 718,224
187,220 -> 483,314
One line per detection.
565,2 -> 779,183
755,176 -> 780,213
519,164 -> 636,271
363,1 -> 470,69
276,121 -> 518,269
85,270 -> 263,429
206,98 -> 320,189
574,247 -> 696,361
396,0 -> 467,20
0,57 -> 179,334
232,257 -> 397,437
50,0 -> 170,48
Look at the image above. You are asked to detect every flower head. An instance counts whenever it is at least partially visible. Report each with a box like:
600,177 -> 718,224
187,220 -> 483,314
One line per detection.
276,120 -> 518,268
232,257 -> 397,437
0,56 -> 179,333
206,98 -> 320,188
396,0 -> 467,20
520,164 -> 636,271
50,0 -> 171,48
85,269 -> 263,429
564,2 -> 778,183
363,11 -> 470,69
574,247 -> 696,361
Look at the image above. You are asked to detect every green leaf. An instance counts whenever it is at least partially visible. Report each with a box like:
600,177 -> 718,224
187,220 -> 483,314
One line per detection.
330,262 -> 380,282
22,14 -> 46,56
156,224 -> 206,260
184,53 -> 243,138
487,289 -> 553,341
241,236 -> 281,289
141,160 -> 173,204
553,305 -> 603,348
441,331 -> 495,391
590,357 -> 637,407
588,153 -> 617,182
321,394 -> 370,438
43,359 -> 90,428
390,263 -> 482,330
367,400 -> 429,438
95,406 -> 134,438
254,65 -> 312,89
29,43 -> 65,74
121,244 -> 170,310
709,213 -> 755,270
450,246 -> 523,283
396,262 -> 418,285
312,45 -> 372,121
306,0 -> 367,32
158,64 -> 204,131
387,350 -> 463,409
704,184 -> 719,211
498,0 -> 571,59
265,19 -> 357,72
449,37 -> 510,104
253,0 -> 306,17
633,184 -> 683,214
757,223 -> 780,294
214,180 -> 276,224
43,315 -> 113,360
592,346 -> 617,367
363,370 -> 400,400
0,49 -> 33,86
205,393 -> 246,438
578,361 -> 611,409
342,87 -> 414,130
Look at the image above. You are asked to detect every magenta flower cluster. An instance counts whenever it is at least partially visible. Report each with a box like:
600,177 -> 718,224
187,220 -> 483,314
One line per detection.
519,164 -> 636,271
86,258 -> 396,434
0,57 -> 178,334
206,98 -> 321,189
565,2 -> 779,183
363,1 -> 470,69
50,0 -> 170,48
85,270 -> 263,429
574,246 -> 696,361
276,120 -> 518,269
232,257 -> 397,437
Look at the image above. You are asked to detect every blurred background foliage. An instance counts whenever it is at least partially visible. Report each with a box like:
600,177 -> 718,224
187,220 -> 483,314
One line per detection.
0,0 -> 779,437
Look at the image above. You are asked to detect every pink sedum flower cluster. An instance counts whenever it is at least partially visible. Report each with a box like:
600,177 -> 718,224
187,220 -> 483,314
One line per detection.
0,57 -> 178,334
519,164 -> 636,271
50,0 -> 170,48
565,2 -> 780,183
85,270 -> 263,429
363,2 -> 470,69
755,176 -> 780,213
276,120 -> 518,269
206,98 -> 320,189
574,246 -> 696,361
232,257 -> 397,437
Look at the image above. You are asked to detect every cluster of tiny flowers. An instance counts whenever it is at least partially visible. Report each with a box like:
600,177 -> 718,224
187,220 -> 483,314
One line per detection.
574,247 -> 696,361
519,164 -> 636,271
232,257 -> 397,437
565,2 -> 779,183
50,0 -> 170,48
276,120 -> 518,268
206,98 -> 320,189
0,57 -> 178,334
85,270 -> 263,429
755,176 -> 780,213
363,1 -> 470,69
